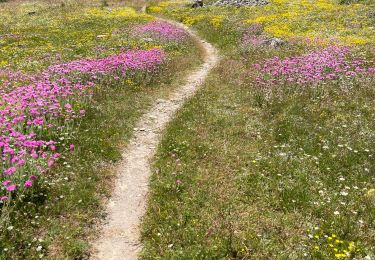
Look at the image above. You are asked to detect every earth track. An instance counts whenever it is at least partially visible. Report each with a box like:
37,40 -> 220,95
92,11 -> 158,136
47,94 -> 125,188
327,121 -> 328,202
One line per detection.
91,12 -> 219,260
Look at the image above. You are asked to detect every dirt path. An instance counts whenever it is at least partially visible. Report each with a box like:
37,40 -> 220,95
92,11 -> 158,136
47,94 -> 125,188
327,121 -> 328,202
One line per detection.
91,16 -> 219,260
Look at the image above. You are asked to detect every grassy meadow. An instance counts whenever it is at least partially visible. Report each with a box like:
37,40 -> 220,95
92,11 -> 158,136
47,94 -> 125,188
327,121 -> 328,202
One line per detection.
0,0 -> 202,258
0,0 -> 374,259
141,0 -> 374,259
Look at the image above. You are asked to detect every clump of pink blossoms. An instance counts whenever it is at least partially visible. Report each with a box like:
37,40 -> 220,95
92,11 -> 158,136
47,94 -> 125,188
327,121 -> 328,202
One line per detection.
0,48 -> 166,200
255,46 -> 374,86
240,22 -> 268,47
133,21 -> 188,41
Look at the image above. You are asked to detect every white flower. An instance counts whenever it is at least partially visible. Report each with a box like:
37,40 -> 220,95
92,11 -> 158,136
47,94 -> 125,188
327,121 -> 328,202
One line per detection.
334,211 -> 340,215
36,246 -> 42,252
339,177 -> 345,181
340,191 -> 348,196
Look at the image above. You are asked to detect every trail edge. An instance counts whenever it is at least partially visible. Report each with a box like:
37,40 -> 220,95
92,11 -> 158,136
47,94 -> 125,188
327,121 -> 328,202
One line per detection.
91,10 -> 219,260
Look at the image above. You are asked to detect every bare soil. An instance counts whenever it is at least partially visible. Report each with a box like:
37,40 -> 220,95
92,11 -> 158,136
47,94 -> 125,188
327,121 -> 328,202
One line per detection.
90,20 -> 219,260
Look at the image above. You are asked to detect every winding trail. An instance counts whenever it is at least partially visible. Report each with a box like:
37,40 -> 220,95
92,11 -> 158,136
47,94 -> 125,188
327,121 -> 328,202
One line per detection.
91,13 -> 219,260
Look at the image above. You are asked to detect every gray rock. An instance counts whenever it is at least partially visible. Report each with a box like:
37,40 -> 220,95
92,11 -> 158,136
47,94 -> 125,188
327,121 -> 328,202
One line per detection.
212,0 -> 269,7
142,37 -> 154,42
264,37 -> 285,47
192,0 -> 204,8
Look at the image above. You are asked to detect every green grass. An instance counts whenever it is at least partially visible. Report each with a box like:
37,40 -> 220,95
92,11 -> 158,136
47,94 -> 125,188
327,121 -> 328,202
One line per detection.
0,61 -> 204,256
0,1 -> 154,71
0,0 -> 203,258
142,55 -> 374,259
0,55 -> 202,259
141,2 -> 374,259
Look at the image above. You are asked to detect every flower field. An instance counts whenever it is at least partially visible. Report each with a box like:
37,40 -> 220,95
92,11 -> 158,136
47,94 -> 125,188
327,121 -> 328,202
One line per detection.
0,1 -> 200,258
1,48 -> 165,201
1,0 -> 374,258
150,0 -> 374,45
255,46 -> 374,85
141,0 -> 375,259
133,21 -> 188,41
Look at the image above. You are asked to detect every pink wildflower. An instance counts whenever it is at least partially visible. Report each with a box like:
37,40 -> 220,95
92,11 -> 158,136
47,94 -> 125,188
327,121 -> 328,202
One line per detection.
6,185 -> 16,191
29,175 -> 37,181
4,167 -> 17,176
24,180 -> 33,188
2,180 -> 11,186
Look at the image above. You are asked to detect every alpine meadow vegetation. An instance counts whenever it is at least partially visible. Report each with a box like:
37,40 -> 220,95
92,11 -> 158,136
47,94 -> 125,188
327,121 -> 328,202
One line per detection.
0,0 -> 202,258
0,0 -> 374,259
141,0 -> 374,259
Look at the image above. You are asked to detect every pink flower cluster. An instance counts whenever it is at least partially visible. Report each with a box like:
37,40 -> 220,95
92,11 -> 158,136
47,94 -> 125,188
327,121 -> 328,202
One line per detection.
242,35 -> 269,46
240,23 -> 266,47
1,48 -> 166,200
255,46 -> 374,85
242,22 -> 263,36
133,21 -> 187,41
47,49 -> 166,76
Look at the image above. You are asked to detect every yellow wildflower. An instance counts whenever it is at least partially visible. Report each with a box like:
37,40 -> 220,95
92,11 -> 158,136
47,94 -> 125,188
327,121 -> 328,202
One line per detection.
148,6 -> 163,13
0,60 -> 8,67
366,189 -> 375,196
348,242 -> 355,252
158,1 -> 180,7
210,16 -> 224,29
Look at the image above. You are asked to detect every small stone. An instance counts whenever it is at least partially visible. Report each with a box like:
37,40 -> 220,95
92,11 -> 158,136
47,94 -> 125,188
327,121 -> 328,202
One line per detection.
212,0 -> 269,7
263,37 -> 285,47
143,38 -> 154,42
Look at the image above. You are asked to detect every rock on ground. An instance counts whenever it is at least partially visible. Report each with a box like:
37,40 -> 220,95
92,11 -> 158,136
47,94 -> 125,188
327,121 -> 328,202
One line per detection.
212,0 -> 269,7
